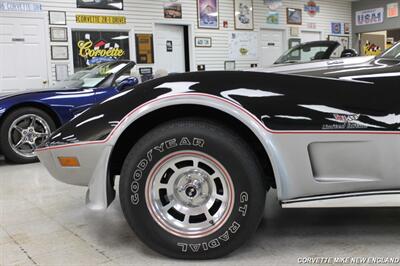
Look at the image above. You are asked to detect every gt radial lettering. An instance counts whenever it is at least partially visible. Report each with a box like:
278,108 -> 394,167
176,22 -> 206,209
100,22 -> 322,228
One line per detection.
176,191 -> 246,253
177,221 -> 240,253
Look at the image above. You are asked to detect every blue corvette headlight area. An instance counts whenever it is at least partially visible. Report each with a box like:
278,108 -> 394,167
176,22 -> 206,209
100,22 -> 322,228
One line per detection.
0,106 -> 6,118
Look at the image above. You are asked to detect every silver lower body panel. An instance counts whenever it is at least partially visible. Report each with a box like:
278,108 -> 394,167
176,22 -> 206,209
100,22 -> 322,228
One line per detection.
36,143 -> 112,210
282,191 -> 400,208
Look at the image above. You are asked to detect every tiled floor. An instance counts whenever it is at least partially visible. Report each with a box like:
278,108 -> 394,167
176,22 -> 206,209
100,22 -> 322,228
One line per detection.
1,158 -> 400,265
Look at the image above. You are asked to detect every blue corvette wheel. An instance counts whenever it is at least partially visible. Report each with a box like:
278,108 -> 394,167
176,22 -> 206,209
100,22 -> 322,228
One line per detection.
0,107 -> 55,164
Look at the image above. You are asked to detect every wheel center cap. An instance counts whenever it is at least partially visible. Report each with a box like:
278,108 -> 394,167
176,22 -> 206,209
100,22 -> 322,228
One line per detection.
185,186 -> 197,198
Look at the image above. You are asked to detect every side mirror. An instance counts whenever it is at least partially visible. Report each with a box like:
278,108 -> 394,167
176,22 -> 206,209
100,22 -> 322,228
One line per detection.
341,49 -> 358,58
117,77 -> 139,91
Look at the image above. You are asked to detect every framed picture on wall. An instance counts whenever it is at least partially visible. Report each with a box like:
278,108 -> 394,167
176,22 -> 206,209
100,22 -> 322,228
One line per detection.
266,11 -> 279,24
48,11 -> 66,25
50,27 -> 68,42
55,64 -> 69,81
387,2 -> 399,18
234,0 -> 254,30
135,34 -> 154,64
164,2 -> 182,19
344,23 -> 350,34
77,0 -> 123,10
224,60 -> 236,70
195,37 -> 212,47
197,0 -> 219,29
331,22 -> 342,34
51,45 -> 69,60
71,30 -> 130,70
286,8 -> 302,25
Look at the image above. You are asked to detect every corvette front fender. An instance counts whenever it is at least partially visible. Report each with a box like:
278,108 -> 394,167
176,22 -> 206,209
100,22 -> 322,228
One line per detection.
106,93 -> 285,201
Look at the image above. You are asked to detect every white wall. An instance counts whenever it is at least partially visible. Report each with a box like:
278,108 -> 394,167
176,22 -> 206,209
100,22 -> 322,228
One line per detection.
6,0 -> 353,84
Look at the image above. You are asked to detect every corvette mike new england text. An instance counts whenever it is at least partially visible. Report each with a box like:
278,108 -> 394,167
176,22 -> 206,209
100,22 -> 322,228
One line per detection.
298,257 -> 400,264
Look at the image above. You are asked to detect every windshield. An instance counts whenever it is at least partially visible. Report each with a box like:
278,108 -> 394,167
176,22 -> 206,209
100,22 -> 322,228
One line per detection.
274,42 -> 339,64
50,61 -> 129,89
379,42 -> 400,59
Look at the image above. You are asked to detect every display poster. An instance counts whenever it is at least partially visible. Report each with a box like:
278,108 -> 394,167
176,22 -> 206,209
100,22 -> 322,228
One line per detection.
72,30 -> 130,70
387,3 -> 399,18
356,8 -> 384,26
331,22 -> 342,34
344,23 -> 350,34
266,11 -> 279,24
164,2 -> 182,18
234,0 -> 254,30
135,34 -> 154,64
228,32 -> 258,60
197,0 -> 219,29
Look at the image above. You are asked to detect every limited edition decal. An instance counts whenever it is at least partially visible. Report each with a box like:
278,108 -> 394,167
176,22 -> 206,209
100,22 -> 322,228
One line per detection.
322,113 -> 367,130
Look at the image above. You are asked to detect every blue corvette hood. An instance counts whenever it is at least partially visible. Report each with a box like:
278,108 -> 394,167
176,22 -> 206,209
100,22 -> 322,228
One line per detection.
0,92 -> 22,101
0,87 -> 81,102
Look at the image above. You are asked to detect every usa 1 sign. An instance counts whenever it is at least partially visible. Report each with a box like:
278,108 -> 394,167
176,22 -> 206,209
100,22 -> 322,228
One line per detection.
356,8 -> 384,26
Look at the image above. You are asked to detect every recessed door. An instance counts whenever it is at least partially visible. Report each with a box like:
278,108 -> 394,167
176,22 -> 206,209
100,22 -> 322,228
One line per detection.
360,32 -> 386,56
260,29 -> 285,67
0,16 -> 48,92
301,30 -> 322,43
154,24 -> 186,73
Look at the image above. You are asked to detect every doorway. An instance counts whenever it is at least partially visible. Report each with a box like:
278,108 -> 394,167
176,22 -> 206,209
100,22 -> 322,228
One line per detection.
154,24 -> 190,74
358,29 -> 400,56
301,30 -> 322,43
0,15 -> 49,92
259,28 -> 285,67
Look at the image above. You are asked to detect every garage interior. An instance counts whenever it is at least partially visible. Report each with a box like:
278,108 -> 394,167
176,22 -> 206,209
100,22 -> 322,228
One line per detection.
1,0 -> 400,265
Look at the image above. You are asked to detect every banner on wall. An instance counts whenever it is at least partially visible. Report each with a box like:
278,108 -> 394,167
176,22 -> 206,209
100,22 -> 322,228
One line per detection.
0,1 -> 41,11
71,30 -> 130,70
355,8 -> 384,26
228,32 -> 258,60
76,15 -> 126,24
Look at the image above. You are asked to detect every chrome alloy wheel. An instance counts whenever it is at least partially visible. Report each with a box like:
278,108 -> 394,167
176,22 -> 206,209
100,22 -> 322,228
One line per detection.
145,151 -> 235,238
8,114 -> 51,158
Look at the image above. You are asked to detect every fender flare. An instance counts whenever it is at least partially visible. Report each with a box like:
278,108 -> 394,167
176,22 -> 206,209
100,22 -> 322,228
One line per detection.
107,92 -> 284,198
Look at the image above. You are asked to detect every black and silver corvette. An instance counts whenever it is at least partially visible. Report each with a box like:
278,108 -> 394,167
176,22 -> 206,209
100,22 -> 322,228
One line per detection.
37,43 -> 400,259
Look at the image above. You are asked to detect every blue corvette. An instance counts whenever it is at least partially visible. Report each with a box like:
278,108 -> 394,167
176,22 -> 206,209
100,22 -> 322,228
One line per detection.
0,60 -> 138,164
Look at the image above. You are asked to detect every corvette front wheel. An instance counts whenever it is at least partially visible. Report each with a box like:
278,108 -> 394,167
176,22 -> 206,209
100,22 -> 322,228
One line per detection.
0,107 -> 55,164
119,119 -> 266,259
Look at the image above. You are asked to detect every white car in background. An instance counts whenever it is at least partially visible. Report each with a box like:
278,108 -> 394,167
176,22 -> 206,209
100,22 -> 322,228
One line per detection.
259,40 -> 374,73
